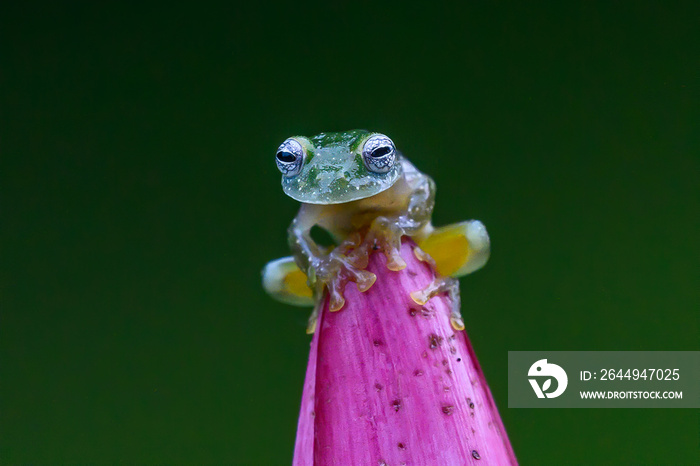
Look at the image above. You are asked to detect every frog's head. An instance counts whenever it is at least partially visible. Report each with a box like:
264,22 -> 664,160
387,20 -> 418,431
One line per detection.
274,130 -> 402,205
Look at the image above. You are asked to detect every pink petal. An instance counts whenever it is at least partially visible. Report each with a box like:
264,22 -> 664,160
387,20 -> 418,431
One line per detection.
294,239 -> 517,465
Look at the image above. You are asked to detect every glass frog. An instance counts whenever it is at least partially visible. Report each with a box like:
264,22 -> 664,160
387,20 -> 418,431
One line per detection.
262,130 -> 490,333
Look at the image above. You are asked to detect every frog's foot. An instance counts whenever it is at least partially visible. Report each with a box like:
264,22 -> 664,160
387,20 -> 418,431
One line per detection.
358,216 -> 407,271
313,248 -> 377,312
416,220 -> 490,278
410,276 -> 465,331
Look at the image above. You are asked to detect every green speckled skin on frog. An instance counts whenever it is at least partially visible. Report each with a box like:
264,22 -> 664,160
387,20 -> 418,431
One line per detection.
281,130 -> 403,205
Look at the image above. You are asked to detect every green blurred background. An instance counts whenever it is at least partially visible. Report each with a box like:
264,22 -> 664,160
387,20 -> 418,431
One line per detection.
2,2 -> 697,464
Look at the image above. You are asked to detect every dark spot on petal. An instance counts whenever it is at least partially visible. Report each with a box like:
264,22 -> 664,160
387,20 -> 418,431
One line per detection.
397,442 -> 406,450
472,450 -> 481,460
450,346 -> 457,354
375,383 -> 383,391
429,334 -> 443,349
311,411 -> 315,418
408,308 -> 417,317
444,386 -> 451,392
449,334 -> 456,341
442,405 -> 455,415
392,399 -> 402,412
442,359 -> 448,366
446,369 -> 453,376
467,398 -> 474,409
422,351 -> 428,358
457,357 -> 462,362
414,369 -> 423,377
373,339 -> 383,346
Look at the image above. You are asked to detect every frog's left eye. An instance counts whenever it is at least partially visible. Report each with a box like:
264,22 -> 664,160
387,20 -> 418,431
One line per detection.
362,134 -> 396,174
276,138 -> 305,177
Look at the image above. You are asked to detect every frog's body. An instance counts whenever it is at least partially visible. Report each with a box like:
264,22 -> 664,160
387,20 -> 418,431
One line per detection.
263,130 -> 490,333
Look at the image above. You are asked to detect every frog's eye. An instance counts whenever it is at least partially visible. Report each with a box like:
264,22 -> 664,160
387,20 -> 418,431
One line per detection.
276,138 -> 305,177
362,134 -> 396,174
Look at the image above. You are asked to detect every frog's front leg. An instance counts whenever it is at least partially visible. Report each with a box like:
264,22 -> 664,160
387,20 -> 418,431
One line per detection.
288,217 -> 376,313
351,173 -> 436,271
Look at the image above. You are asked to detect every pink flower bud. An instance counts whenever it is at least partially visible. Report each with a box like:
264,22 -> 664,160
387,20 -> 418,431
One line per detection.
294,239 -> 516,465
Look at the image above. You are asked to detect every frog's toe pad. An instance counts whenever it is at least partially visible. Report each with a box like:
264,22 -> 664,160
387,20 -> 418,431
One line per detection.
417,220 -> 490,277
411,276 -> 465,331
262,257 -> 314,307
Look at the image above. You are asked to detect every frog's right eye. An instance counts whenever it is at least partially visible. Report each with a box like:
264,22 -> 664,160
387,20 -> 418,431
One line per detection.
275,138 -> 305,177
362,134 -> 396,174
